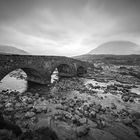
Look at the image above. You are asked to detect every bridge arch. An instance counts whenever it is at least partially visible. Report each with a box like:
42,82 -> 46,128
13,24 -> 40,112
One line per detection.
77,66 -> 87,77
51,63 -> 75,78
0,66 -> 49,85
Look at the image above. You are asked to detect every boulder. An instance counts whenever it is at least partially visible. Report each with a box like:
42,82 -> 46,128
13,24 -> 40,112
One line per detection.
25,111 -> 35,118
89,128 -> 117,140
104,123 -> 140,140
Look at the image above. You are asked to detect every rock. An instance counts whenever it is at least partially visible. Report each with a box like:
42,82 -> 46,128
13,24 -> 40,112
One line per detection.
25,111 -> 35,118
53,121 -> 77,140
111,103 -> 117,110
122,118 -> 133,125
101,120 -> 106,127
69,101 -> 75,107
76,109 -> 83,117
35,93 -> 39,98
27,97 -> 33,104
79,118 -> 87,124
83,103 -> 89,111
64,112 -> 73,120
34,118 -> 51,129
76,125 -> 90,137
89,128 -> 117,140
15,103 -> 21,108
129,97 -> 134,102
33,101 -> 48,113
104,123 -> 140,140
21,96 -> 29,102
131,112 -> 140,119
55,104 -> 64,110
122,95 -> 130,102
0,104 -> 3,109
34,106 -> 43,113
27,104 -> 33,109
73,115 -> 80,121
5,107 -> 14,112
87,119 -> 97,128
93,104 -> 102,113
84,111 -> 89,117
90,111 -> 96,118
5,102 -> 12,108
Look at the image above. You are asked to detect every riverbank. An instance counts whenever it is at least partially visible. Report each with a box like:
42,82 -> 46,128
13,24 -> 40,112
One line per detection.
0,65 -> 140,140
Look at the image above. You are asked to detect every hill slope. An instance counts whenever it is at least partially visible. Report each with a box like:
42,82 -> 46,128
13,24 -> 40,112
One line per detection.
0,45 -> 28,55
89,41 -> 140,55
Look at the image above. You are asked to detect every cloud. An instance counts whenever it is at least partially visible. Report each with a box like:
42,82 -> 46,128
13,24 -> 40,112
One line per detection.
0,0 -> 140,56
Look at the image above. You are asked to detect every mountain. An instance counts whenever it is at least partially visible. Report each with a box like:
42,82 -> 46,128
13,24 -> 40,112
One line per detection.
0,45 -> 28,55
89,41 -> 140,55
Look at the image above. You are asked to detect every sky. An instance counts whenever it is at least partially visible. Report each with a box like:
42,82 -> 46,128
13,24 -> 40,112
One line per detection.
0,0 -> 140,56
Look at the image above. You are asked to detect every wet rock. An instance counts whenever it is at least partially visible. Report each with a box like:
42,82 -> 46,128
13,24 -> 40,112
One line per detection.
5,102 -> 12,108
131,112 -> 140,119
25,111 -> 35,118
33,101 -> 48,113
55,104 -> 65,110
101,120 -> 106,128
64,112 -> 73,120
129,97 -> 134,102
83,103 -> 89,111
90,111 -> 96,119
107,85 -> 117,91
79,117 -> 87,124
111,103 -> 117,110
74,114 -> 81,120
21,127 -> 59,140
87,119 -> 97,128
84,111 -> 89,117
35,93 -> 39,97
89,128 -> 117,140
122,118 -> 133,125
75,110 -> 83,117
93,104 -> 102,113
27,97 -> 33,104
105,123 -> 140,140
15,102 -> 21,108
5,107 -> 14,112
0,104 -> 3,109
27,104 -> 33,109
76,125 -> 90,137
122,95 -> 130,102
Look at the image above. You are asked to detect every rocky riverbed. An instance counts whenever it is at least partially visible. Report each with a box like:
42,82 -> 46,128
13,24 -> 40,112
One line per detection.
0,65 -> 140,140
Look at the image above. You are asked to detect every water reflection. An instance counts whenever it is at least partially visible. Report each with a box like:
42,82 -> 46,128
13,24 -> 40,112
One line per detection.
0,69 -> 27,93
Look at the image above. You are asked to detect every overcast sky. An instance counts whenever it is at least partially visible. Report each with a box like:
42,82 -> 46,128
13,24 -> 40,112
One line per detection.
0,0 -> 140,56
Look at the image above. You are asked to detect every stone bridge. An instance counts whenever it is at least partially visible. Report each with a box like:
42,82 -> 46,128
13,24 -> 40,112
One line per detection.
0,54 -> 93,85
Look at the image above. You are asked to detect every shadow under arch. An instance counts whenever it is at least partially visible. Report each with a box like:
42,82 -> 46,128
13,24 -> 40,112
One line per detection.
77,66 -> 87,77
51,63 -> 74,84
57,64 -> 73,77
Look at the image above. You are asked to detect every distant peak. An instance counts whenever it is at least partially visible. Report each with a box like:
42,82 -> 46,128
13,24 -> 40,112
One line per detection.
89,41 -> 140,55
0,45 -> 29,55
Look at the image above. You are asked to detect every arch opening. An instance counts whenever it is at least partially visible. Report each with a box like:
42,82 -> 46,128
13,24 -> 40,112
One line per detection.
51,68 -> 59,84
0,69 -> 27,93
51,64 -> 72,84
77,66 -> 87,77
